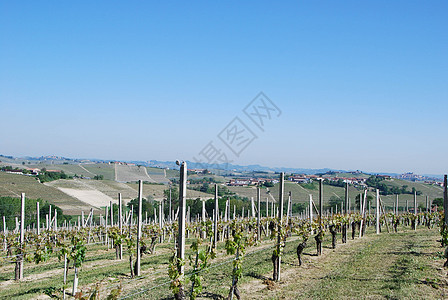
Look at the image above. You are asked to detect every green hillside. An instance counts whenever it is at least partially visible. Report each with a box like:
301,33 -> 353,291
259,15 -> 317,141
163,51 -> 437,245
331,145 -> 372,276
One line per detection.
0,172 -> 91,214
82,163 -> 115,180
228,178 -> 443,212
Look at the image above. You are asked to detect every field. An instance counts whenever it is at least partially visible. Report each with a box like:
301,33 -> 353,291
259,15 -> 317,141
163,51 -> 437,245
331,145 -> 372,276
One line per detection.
0,222 -> 446,299
0,172 -> 91,214
45,179 -> 212,210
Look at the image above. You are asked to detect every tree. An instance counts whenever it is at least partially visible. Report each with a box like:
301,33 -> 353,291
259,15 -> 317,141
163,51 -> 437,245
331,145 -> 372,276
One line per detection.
127,198 -> 157,218
263,181 -> 274,187
292,203 -> 305,214
432,198 -> 443,210
328,196 -> 342,210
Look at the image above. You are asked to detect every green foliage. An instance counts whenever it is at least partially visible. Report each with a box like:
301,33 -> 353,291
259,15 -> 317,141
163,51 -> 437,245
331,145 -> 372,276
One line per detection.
440,218 -> 448,247
93,175 -> 104,180
70,235 -> 86,268
433,198 -> 443,209
189,230 -> 215,299
365,175 -> 422,196
323,178 -> 345,188
168,254 -> 186,297
263,181 -> 274,187
127,197 -> 159,219
300,182 -> 317,190
292,202 -> 306,214
189,182 -> 234,196
0,197 -> 68,230
38,170 -> 71,183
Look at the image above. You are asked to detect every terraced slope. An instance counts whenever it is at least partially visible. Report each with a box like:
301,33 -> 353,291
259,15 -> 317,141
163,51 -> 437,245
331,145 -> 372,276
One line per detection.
146,167 -> 170,184
115,164 -> 154,183
126,182 -> 213,200
82,163 -> 115,180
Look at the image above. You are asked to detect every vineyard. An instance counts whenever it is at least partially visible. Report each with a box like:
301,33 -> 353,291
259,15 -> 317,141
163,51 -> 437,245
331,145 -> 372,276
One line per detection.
0,168 -> 447,299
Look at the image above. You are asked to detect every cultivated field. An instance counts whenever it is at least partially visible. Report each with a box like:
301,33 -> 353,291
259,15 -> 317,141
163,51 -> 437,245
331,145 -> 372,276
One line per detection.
115,164 -> 154,183
0,224 -> 445,299
0,172 -> 90,214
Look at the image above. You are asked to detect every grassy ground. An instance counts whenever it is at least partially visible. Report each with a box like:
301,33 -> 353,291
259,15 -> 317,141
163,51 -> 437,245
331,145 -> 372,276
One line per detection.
239,227 -> 448,300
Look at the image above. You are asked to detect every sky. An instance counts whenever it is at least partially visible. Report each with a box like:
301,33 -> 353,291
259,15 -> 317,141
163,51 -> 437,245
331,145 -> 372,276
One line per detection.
1,1 -> 447,175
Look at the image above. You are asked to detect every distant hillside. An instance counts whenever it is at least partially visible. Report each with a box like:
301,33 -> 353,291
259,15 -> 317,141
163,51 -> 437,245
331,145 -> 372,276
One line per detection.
227,178 -> 443,211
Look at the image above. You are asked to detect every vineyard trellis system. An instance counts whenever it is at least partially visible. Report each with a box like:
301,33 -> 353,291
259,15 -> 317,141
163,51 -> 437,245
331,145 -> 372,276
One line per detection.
0,171 -> 447,299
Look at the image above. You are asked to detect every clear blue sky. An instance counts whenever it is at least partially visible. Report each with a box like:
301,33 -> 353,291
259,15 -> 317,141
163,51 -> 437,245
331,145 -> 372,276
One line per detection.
1,1 -> 447,174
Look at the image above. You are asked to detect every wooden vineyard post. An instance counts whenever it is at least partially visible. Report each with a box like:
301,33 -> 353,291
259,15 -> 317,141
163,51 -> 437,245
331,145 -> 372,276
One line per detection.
444,175 -> 447,226
257,187 -> 261,241
202,200 -> 206,222
54,209 -> 57,231
396,195 -> 399,215
135,180 -> 143,277
118,193 -> 123,259
426,196 -> 429,213
213,183 -> 218,250
286,191 -> 291,225
176,161 -> 187,300
342,182 -> 348,243
376,189 -> 380,234
110,200 -> 114,227
273,172 -> 284,281
16,193 -> 25,280
3,216 -> 6,251
359,190 -> 367,238
202,199 -> 206,238
266,197 -> 269,218
309,194 -> 314,235
36,201 -> 40,235
49,205 -> 52,231
251,197 -> 255,218
105,206 -> 109,246
159,202 -> 163,229
414,191 -> 417,230
316,179 -> 323,255
169,185 -> 172,223
344,182 -> 348,216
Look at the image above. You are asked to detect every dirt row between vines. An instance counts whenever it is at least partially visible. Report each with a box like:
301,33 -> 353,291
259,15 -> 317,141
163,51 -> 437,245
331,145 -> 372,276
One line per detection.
239,228 -> 448,299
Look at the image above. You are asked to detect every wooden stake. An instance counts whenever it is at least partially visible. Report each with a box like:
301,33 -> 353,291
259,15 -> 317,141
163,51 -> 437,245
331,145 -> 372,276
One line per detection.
136,180 -> 143,276
36,201 -> 40,235
3,216 -> 6,251
118,193 -> 123,259
257,187 -> 261,241
286,191 -> 291,224
376,189 -> 380,234
414,191 -> 417,230
344,182 -> 348,215
213,184 -> 218,249
176,161 -> 187,299
266,197 -> 269,218
444,175 -> 447,226
110,200 -> 114,227
18,193 -> 25,280
275,172 -> 284,281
